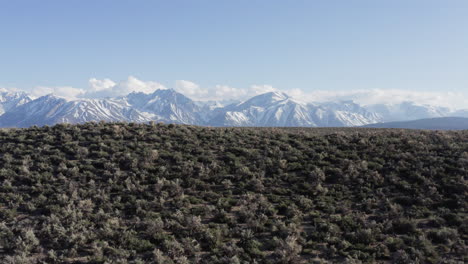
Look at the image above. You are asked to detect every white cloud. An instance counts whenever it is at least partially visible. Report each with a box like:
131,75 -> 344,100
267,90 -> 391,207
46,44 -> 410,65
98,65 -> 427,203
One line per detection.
174,81 -> 251,102
1,85 -> 85,100
171,82 -> 286,102
249,84 -> 278,95
214,85 -> 248,99
0,87 -> 20,93
166,82 -> 468,110
88,78 -> 116,92
18,76 -> 166,100
4,76 -> 467,110
172,82 -> 280,102
83,76 -> 166,98
182,83 -> 467,110
30,86 -> 85,99
174,80 -> 209,99
290,89 -> 468,110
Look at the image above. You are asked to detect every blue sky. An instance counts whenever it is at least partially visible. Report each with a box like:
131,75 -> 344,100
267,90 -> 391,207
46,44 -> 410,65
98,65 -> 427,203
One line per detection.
0,0 -> 467,106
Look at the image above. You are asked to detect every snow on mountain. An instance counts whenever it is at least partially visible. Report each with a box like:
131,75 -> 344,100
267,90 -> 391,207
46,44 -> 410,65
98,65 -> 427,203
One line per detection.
194,100 -> 239,123
0,94 -> 68,127
316,100 -> 383,126
195,99 -> 240,111
208,92 -> 380,127
0,95 -> 153,128
0,91 -> 32,115
208,92 -> 318,126
365,102 -> 451,122
0,89 -> 464,128
54,98 -> 155,124
196,100 -> 224,111
125,89 -> 205,124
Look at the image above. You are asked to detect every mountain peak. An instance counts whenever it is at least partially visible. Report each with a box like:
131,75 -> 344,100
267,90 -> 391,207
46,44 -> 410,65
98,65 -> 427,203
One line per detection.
0,91 -> 33,115
239,91 -> 291,107
37,94 -> 68,102
263,91 -> 290,100
0,89 -> 465,128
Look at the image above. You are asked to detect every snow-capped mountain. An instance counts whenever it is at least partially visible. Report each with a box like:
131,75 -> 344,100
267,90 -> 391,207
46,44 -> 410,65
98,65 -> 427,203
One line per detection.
315,100 -> 383,126
208,92 -> 381,127
209,92 -> 318,126
0,95 -> 68,127
125,89 -> 204,124
0,91 -> 32,115
56,98 -> 154,124
195,99 -> 240,111
365,102 -> 451,122
0,95 -> 153,127
0,89 -> 465,128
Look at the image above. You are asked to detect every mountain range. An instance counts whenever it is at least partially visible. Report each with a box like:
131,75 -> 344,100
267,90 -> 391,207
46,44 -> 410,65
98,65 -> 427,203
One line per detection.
363,117 -> 468,130
0,89 -> 466,128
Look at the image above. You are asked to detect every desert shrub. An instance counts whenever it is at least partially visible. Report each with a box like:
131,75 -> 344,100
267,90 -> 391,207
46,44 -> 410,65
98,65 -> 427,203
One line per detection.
0,123 -> 465,263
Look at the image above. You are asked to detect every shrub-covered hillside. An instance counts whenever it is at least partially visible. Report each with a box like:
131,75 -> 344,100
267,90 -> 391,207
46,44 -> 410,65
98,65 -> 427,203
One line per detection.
0,123 -> 466,263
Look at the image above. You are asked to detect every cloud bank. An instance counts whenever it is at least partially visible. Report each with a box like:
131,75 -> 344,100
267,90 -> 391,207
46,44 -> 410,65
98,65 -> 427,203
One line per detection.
293,89 -> 468,110
84,76 -> 166,98
3,76 -> 467,110
30,86 -> 86,99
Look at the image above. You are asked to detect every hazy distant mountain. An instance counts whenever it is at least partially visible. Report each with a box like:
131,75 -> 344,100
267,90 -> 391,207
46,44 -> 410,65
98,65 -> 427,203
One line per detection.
363,117 -> 468,130
316,100 -> 383,126
365,102 -> 451,122
195,99 -> 240,110
452,109 -> 468,118
0,91 -> 32,115
0,89 -> 466,128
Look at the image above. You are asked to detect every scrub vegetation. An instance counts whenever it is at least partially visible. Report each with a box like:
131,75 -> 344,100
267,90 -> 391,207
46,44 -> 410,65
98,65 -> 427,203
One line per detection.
0,122 -> 466,263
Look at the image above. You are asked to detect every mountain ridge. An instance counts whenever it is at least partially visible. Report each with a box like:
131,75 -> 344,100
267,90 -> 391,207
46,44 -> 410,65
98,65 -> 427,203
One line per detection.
363,117 -> 468,130
0,89 -> 466,128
